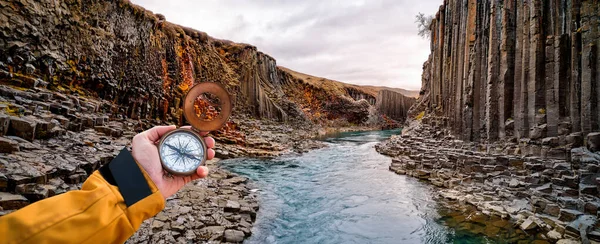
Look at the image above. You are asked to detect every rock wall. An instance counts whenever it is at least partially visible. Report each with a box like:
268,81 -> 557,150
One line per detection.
391,1 -> 600,241
375,90 -> 416,122
0,0 -> 416,128
418,0 -> 600,147
0,0 -> 296,124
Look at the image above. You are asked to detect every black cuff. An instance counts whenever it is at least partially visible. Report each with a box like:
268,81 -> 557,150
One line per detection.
99,148 -> 153,207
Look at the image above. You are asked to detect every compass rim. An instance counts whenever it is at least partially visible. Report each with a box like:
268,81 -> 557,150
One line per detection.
158,128 -> 208,176
182,82 -> 232,132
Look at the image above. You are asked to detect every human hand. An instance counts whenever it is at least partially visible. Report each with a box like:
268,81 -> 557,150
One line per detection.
131,125 -> 215,199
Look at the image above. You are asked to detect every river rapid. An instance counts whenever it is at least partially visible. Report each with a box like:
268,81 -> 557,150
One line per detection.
220,130 -> 492,244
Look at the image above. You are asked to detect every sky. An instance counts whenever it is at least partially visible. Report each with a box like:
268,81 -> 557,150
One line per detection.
130,0 -> 442,91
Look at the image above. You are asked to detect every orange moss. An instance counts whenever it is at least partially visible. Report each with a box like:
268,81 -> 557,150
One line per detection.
162,99 -> 169,119
161,58 -> 171,90
177,46 -> 195,92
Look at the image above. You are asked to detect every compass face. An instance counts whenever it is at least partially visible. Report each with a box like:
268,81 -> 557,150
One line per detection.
158,130 -> 206,175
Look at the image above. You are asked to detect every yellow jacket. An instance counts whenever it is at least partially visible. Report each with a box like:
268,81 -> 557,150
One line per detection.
0,148 -> 165,244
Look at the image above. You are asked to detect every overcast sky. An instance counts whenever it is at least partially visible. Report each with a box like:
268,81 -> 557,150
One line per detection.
130,0 -> 441,91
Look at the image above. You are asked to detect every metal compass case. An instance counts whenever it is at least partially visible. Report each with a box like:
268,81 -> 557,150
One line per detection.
157,82 -> 232,176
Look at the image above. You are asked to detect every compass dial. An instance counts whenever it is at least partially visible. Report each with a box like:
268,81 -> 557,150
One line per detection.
158,130 -> 206,175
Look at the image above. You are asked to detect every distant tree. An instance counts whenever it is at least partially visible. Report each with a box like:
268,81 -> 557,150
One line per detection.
415,12 -> 434,39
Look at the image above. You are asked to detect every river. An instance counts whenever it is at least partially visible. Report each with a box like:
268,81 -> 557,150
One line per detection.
220,130 -> 491,244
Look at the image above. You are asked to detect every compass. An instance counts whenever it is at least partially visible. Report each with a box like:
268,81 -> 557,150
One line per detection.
157,82 -> 231,176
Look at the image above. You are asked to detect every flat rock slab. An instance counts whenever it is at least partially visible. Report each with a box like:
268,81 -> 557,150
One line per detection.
0,192 -> 29,210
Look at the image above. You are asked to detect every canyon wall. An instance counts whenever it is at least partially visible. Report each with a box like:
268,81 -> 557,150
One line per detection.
0,0 -> 415,128
417,0 -> 600,147
376,90 -> 416,121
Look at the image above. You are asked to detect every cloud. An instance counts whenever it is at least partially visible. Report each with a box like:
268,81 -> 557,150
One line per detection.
130,0 -> 441,90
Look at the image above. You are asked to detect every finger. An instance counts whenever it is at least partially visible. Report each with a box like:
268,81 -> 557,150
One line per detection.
181,125 -> 192,130
144,125 -> 177,142
204,137 -> 215,148
207,148 -> 215,160
190,166 -> 209,181
197,166 -> 209,178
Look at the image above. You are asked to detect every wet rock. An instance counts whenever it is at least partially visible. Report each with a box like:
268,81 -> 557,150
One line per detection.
565,215 -> 596,238
224,229 -> 245,243
580,184 -> 598,195
547,229 -> 563,240
7,116 -> 36,141
0,136 -> 19,153
544,204 -> 561,217
520,217 -> 539,231
556,239 -> 580,244
559,209 -> 583,222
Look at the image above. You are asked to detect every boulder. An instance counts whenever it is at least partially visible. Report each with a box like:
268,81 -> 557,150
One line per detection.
224,200 -> 241,212
223,229 -> 245,243
0,114 -> 10,136
565,132 -> 583,147
0,136 -> 19,153
519,217 -> 539,231
7,116 -> 36,141
0,192 -> 29,210
559,209 -> 583,222
541,137 -> 559,147
565,215 -> 596,238
15,183 -> 49,201
33,119 -> 56,139
558,122 -> 572,136
198,226 -> 225,241
530,125 -> 547,140
586,132 -> 600,152
544,204 -> 561,217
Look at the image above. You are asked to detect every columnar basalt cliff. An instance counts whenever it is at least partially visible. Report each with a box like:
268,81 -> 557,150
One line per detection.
375,90 -> 416,122
381,0 -> 600,242
0,0 -> 416,129
417,0 -> 600,147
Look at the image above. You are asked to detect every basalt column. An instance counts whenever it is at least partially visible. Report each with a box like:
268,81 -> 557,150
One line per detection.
413,0 -> 600,149
499,0 -> 516,139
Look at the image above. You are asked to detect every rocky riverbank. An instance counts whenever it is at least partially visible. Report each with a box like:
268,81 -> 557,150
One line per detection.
376,117 -> 600,243
128,159 -> 259,243
0,82 -> 326,242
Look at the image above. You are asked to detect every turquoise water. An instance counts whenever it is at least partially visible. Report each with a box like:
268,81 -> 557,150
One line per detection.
220,130 -> 490,244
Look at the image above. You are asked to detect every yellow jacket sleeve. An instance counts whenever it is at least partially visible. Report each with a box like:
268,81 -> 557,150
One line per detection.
0,148 -> 165,244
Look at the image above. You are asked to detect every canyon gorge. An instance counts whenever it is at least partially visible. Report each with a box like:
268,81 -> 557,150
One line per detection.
1,0 -> 600,243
